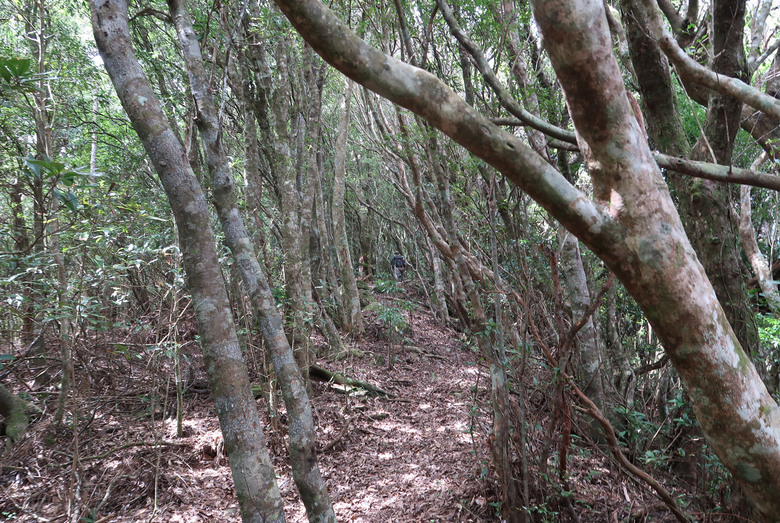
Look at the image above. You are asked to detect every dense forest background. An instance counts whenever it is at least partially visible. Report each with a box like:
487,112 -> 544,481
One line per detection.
1,0 -> 780,520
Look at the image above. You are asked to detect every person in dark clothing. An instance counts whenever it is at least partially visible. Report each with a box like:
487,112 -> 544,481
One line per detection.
391,252 -> 405,281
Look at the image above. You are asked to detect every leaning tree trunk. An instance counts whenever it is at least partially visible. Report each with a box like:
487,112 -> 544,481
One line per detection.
332,77 -> 364,337
625,0 -> 759,357
90,2 -> 285,521
272,0 -> 780,516
168,1 -> 335,519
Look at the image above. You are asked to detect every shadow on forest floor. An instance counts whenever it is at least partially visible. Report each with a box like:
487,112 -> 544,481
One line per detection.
2,284 -> 680,521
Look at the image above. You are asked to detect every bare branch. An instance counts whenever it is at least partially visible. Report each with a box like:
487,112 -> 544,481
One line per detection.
436,0 -> 575,144
641,0 -> 780,121
653,152 -> 780,191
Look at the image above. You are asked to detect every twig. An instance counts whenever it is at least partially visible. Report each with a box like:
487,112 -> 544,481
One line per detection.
531,308 -> 691,521
568,380 -> 691,522
321,417 -> 352,453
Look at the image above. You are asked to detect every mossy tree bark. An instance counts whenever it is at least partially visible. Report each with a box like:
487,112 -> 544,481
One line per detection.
90,1 -> 285,520
168,1 -> 335,519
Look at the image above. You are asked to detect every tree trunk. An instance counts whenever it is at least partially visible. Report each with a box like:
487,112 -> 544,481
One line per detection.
90,2 -> 285,520
9,179 -> 34,346
168,2 -> 335,519
26,0 -> 73,426
272,0 -> 780,515
271,38 -> 313,381
681,0 -> 758,358
332,77 -> 364,337
427,235 -> 450,324
559,228 -> 605,412
739,180 -> 780,314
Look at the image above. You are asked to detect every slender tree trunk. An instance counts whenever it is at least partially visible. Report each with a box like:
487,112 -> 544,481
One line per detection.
738,94 -> 780,317
10,180 -> 34,346
26,0 -> 72,426
237,53 -> 268,261
332,77 -> 364,337
739,176 -> 780,314
558,228 -> 606,411
168,2 -> 335,519
270,39 -> 312,378
427,235 -> 450,324
314,159 -> 344,327
90,3 -> 286,520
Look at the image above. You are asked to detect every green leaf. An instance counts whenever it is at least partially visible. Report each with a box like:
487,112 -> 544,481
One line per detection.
0,57 -> 32,82
62,191 -> 80,212
23,154 -> 42,180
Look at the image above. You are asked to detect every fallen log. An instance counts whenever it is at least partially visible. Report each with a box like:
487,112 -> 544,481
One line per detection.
309,364 -> 394,398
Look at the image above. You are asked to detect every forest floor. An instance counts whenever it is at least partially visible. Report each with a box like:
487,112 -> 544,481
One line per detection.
1,283 -> 696,522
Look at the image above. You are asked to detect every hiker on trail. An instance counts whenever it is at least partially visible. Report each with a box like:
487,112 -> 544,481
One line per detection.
391,252 -> 406,281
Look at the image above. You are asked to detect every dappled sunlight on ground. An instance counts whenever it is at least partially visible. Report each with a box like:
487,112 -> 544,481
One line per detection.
1,290 -> 494,521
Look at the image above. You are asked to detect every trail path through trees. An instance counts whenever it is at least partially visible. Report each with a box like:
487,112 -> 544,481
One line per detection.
1,287 -> 688,521
0,290 -> 490,521
308,294 -> 483,521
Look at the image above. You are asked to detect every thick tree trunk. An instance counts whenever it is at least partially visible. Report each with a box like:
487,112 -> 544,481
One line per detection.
332,77 -> 364,337
90,2 -> 285,521
682,0 -> 758,357
168,2 -> 335,519
626,0 -> 761,362
272,0 -> 780,516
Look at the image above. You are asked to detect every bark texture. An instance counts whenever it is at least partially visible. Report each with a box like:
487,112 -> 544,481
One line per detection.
739,182 -> 780,314
167,1 -> 335,519
271,0 -> 780,515
623,0 -> 759,357
332,77 -> 364,337
682,0 -> 758,357
559,229 -> 605,412
90,2 -> 285,520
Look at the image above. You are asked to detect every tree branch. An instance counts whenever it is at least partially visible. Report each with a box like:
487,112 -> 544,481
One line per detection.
436,0 -> 575,144
641,0 -> 780,121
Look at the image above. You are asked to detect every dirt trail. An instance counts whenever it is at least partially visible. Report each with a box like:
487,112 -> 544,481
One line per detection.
1,289 -> 495,522
297,296 -> 490,521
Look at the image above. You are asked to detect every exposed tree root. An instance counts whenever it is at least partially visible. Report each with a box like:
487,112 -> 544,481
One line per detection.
309,364 -> 394,397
